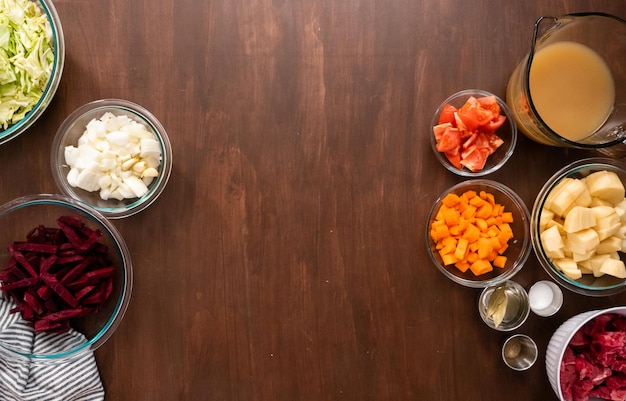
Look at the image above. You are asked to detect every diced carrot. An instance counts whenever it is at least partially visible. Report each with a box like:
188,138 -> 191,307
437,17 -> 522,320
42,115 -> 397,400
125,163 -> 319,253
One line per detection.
441,253 -> 458,266
443,207 -> 460,226
462,223 -> 481,243
476,203 -> 493,219
454,261 -> 470,273
438,237 -> 456,254
449,224 -> 460,236
493,255 -> 507,268
475,218 -> 488,232
486,226 -> 500,238
454,237 -> 469,260
500,211 -> 514,223
469,196 -> 485,208
469,259 -> 493,276
489,237 -> 501,251
442,193 -> 461,207
462,190 -> 477,201
461,204 -> 477,219
477,237 -> 493,259
480,190 -> 495,205
434,224 -> 450,241
430,189 -> 515,277
497,243 -> 509,255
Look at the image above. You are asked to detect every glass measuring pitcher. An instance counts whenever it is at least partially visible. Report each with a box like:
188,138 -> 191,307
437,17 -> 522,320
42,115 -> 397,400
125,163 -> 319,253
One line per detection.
506,13 -> 626,154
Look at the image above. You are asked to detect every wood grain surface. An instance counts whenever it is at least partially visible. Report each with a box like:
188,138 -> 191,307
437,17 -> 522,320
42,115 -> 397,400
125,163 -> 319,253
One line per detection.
0,0 -> 625,400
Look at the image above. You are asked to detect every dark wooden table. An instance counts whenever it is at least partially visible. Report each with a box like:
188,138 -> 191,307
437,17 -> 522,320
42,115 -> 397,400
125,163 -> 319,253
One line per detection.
0,0 -> 625,400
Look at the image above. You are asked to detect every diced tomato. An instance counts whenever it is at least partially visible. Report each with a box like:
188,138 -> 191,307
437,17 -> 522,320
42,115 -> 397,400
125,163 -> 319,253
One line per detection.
433,122 -> 452,142
435,126 -> 461,153
460,146 -> 489,172
472,132 -> 491,153
482,115 -> 507,132
476,96 -> 501,117
457,98 -> 497,132
456,108 -> 481,132
438,104 -> 457,124
484,131 -> 504,153
445,151 -> 462,170
432,94 -> 507,173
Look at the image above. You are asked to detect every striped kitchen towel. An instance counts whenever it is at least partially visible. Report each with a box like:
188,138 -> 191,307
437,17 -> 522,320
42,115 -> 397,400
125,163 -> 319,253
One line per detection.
0,295 -> 105,401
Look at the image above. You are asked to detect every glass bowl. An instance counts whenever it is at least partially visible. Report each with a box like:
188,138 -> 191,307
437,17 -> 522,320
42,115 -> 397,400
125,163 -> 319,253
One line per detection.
51,99 -> 173,219
426,179 -> 531,288
531,158 -> 626,296
0,0 -> 65,145
0,194 -> 132,363
430,89 -> 517,177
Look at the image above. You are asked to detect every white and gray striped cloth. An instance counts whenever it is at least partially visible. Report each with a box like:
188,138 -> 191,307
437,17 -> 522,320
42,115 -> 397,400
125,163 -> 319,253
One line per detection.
0,295 -> 104,401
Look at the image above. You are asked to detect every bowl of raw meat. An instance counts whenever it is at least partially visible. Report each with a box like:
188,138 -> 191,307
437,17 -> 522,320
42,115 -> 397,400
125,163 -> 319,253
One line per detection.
546,306 -> 626,401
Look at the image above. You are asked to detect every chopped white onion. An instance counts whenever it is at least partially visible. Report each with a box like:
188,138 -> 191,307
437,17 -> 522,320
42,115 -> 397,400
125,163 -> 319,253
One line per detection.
64,112 -> 162,200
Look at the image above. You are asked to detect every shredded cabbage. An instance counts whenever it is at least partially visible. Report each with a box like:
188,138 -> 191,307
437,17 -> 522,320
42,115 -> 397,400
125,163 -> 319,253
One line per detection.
0,0 -> 53,129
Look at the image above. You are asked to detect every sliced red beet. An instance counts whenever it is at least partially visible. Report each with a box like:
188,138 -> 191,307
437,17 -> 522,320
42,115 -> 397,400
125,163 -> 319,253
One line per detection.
0,276 -> 39,291
74,284 -> 97,301
12,242 -> 58,254
8,247 -> 39,278
45,307 -> 85,322
0,215 -> 117,333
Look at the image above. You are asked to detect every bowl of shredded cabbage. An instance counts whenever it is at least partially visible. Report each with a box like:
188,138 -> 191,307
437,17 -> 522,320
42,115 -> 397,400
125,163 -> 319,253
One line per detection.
51,99 -> 173,219
0,0 -> 65,145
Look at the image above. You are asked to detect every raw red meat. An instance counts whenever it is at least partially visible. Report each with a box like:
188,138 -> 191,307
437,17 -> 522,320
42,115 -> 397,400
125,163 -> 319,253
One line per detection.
560,313 -> 626,401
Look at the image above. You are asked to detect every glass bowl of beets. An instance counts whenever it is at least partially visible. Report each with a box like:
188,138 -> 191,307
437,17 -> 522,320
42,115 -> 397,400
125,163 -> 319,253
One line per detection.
0,194 -> 132,362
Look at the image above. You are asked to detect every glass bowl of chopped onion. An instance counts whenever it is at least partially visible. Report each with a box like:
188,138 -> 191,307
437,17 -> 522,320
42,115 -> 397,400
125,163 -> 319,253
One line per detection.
426,179 -> 531,288
51,99 -> 173,219
0,194 -> 132,363
0,0 -> 65,145
430,89 -> 517,177
531,158 -> 626,296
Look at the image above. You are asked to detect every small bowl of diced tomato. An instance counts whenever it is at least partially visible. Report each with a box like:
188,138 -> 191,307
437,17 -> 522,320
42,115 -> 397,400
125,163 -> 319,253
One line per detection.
426,179 -> 531,288
430,89 -> 517,177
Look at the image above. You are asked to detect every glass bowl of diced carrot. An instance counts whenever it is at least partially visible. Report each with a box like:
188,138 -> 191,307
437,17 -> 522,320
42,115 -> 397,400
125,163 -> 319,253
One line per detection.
430,89 -> 517,177
426,179 -> 531,288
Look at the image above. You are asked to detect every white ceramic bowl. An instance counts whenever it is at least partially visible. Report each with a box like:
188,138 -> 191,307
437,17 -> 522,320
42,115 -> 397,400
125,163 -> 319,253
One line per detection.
546,306 -> 626,401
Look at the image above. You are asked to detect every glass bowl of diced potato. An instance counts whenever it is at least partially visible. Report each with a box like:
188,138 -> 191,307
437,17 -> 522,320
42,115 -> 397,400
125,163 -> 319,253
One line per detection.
531,158 -> 626,296
426,179 -> 532,288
